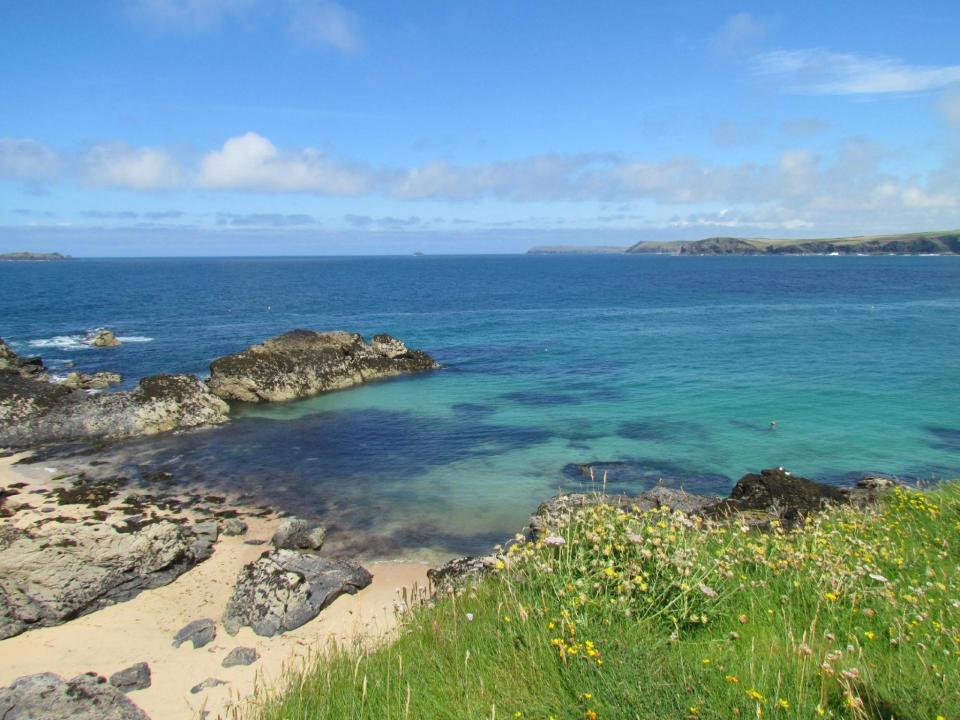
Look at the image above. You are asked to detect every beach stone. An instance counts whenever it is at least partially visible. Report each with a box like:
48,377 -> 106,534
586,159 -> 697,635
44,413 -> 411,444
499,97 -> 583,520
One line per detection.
189,678 -> 227,694
90,329 -> 121,347
222,550 -> 372,636
222,518 -> 248,536
109,663 -> 151,693
271,517 -> 326,550
207,329 -> 439,403
222,647 -> 259,667
0,372 -> 230,448
172,618 -> 216,649
0,521 -> 214,640
0,672 -> 149,719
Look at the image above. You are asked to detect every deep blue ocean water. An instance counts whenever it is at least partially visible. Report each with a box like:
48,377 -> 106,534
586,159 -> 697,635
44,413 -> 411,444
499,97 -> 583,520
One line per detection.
2,255 -> 959,559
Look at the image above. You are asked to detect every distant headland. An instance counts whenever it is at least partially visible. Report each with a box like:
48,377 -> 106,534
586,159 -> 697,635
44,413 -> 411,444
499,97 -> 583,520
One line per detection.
528,230 -> 960,256
0,252 -> 71,262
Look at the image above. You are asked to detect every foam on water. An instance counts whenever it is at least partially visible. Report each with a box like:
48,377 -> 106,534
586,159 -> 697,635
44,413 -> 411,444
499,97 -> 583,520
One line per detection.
27,330 -> 153,351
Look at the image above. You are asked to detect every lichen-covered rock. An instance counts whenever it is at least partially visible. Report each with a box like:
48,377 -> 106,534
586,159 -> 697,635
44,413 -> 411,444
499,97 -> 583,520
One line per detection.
62,371 -> 122,390
271,517 -> 326,550
427,555 -> 497,591
207,330 -> 439,403
90,329 -> 121,347
222,550 -> 372,636
0,672 -> 149,720
0,520 -> 215,640
0,373 -> 229,448
0,338 -> 44,378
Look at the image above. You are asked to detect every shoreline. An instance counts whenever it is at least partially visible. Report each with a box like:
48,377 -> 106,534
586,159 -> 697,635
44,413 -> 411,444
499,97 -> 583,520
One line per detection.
0,454 -> 431,720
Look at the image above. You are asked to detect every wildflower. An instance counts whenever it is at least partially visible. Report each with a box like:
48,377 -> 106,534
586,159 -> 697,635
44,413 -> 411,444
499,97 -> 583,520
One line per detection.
544,534 -> 566,547
746,689 -> 765,702
698,583 -> 718,598
725,675 -> 739,684
702,658 -> 711,665
514,713 -> 523,718
585,711 -> 598,720
465,613 -> 474,622
776,699 -> 789,710
824,592 -> 838,601
864,631 -> 876,640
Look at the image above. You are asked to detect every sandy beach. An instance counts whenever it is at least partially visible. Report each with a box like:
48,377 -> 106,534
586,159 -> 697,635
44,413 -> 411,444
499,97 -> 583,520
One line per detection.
0,454 -> 431,720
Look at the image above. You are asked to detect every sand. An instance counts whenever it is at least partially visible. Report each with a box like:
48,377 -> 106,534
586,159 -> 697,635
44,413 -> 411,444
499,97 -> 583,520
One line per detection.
0,454 -> 432,720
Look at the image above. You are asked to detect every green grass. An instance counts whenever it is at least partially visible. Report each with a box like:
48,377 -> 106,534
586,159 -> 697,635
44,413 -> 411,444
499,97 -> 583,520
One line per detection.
243,483 -> 960,720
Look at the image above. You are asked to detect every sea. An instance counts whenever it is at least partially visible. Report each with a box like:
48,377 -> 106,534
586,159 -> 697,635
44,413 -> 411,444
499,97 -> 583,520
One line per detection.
2,255 -> 959,559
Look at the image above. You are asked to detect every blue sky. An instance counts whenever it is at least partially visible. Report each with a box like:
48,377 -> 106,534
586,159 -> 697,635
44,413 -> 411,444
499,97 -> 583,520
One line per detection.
3,0 -> 960,255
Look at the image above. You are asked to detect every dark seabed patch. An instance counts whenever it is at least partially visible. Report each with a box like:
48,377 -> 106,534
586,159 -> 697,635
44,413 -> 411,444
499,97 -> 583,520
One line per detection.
927,426 -> 960,452
729,419 -> 777,434
501,390 -> 583,407
562,458 -> 731,495
451,402 -> 496,417
618,419 -> 711,443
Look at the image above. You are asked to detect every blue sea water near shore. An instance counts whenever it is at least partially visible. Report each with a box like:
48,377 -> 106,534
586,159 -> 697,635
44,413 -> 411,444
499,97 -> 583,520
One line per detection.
2,255 -> 959,559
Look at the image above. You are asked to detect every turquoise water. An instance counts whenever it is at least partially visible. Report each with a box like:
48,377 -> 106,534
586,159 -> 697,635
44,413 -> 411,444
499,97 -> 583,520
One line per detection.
2,255 -> 959,558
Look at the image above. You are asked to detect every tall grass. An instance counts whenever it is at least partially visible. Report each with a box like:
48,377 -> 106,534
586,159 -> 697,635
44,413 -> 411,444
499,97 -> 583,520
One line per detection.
243,483 -> 960,719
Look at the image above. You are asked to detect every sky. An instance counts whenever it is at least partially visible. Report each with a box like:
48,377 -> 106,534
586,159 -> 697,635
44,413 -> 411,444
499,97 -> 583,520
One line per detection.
3,0 -> 960,256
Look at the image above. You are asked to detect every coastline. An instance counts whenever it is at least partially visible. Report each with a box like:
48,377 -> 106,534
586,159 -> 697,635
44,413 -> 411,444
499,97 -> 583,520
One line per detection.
0,454 -> 430,720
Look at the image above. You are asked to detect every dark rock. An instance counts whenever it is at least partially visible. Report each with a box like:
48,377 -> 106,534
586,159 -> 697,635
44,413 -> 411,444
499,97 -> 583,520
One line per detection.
705,467 -> 848,525
0,672 -> 149,719
222,550 -> 372,636
172,618 -> 216,649
109,663 -> 151,693
221,518 -> 248,536
271,517 -> 326,550
243,538 -> 266,545
207,329 -> 439,403
221,647 -> 259,667
0,339 -> 44,378
0,521 -> 215,640
189,678 -> 227,694
0,373 -> 230,448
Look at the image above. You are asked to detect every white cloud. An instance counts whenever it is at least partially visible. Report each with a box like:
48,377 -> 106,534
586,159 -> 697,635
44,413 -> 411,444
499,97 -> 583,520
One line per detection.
289,2 -> 361,53
0,138 -> 61,181
936,85 -> 960,126
126,0 -> 254,30
83,143 -> 182,190
756,49 -> 960,95
198,131 -> 374,193
710,12 -> 771,56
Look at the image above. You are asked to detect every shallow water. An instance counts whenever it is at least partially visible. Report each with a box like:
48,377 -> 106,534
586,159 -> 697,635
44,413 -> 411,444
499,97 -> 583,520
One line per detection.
3,255 -> 959,558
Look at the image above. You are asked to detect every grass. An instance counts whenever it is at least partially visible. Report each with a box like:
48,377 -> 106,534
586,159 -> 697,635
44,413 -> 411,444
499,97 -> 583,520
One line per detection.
243,483 -> 960,720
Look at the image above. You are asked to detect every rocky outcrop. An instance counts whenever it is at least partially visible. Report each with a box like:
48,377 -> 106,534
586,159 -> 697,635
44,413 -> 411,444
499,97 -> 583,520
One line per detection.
207,330 -> 439,403
0,373 -> 229,448
0,673 -> 149,720
0,339 -> 44,378
90,329 -> 121,348
0,520 -> 216,640
222,550 -> 372,636
62,371 -> 122,390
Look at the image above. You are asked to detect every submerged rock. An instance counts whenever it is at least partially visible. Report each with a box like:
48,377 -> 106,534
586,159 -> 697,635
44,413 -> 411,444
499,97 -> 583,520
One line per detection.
0,520 -> 216,640
222,550 -> 372,636
0,373 -> 230,448
207,329 -> 439,403
0,672 -> 149,720
109,663 -> 151,693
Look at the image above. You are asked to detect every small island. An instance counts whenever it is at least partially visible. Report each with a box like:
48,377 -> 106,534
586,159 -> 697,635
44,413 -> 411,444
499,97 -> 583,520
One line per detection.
0,252 -> 71,262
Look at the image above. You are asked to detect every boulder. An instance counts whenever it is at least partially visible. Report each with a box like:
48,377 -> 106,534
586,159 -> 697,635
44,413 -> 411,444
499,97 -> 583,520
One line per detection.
271,517 -> 326,550
62,371 -> 122,390
172,619 -> 216,649
0,672 -> 149,720
704,467 -> 849,525
0,339 -> 44,378
90,329 -> 121,348
207,330 -> 439,403
0,520 -> 215,640
109,663 -> 151,693
222,550 -> 372,636
0,373 -> 230,448
222,647 -> 259,667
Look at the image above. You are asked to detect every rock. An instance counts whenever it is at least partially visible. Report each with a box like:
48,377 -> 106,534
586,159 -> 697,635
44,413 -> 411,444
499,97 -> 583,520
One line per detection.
271,517 -> 326,550
0,338 -> 44,378
427,555 -> 497,591
221,518 -> 248,536
705,468 -> 849,525
89,329 -> 121,348
0,520 -> 214,640
222,647 -> 259,667
222,550 -> 372,636
636,485 -> 718,514
0,373 -> 230,448
189,678 -> 226,694
109,663 -> 151,693
207,329 -> 439,403
0,672 -> 149,719
856,476 -> 898,491
62,371 -> 122,390
172,619 -> 216,649
190,521 -> 219,561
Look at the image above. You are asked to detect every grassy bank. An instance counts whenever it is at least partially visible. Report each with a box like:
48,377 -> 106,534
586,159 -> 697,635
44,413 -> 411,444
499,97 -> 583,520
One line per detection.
246,484 -> 959,719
